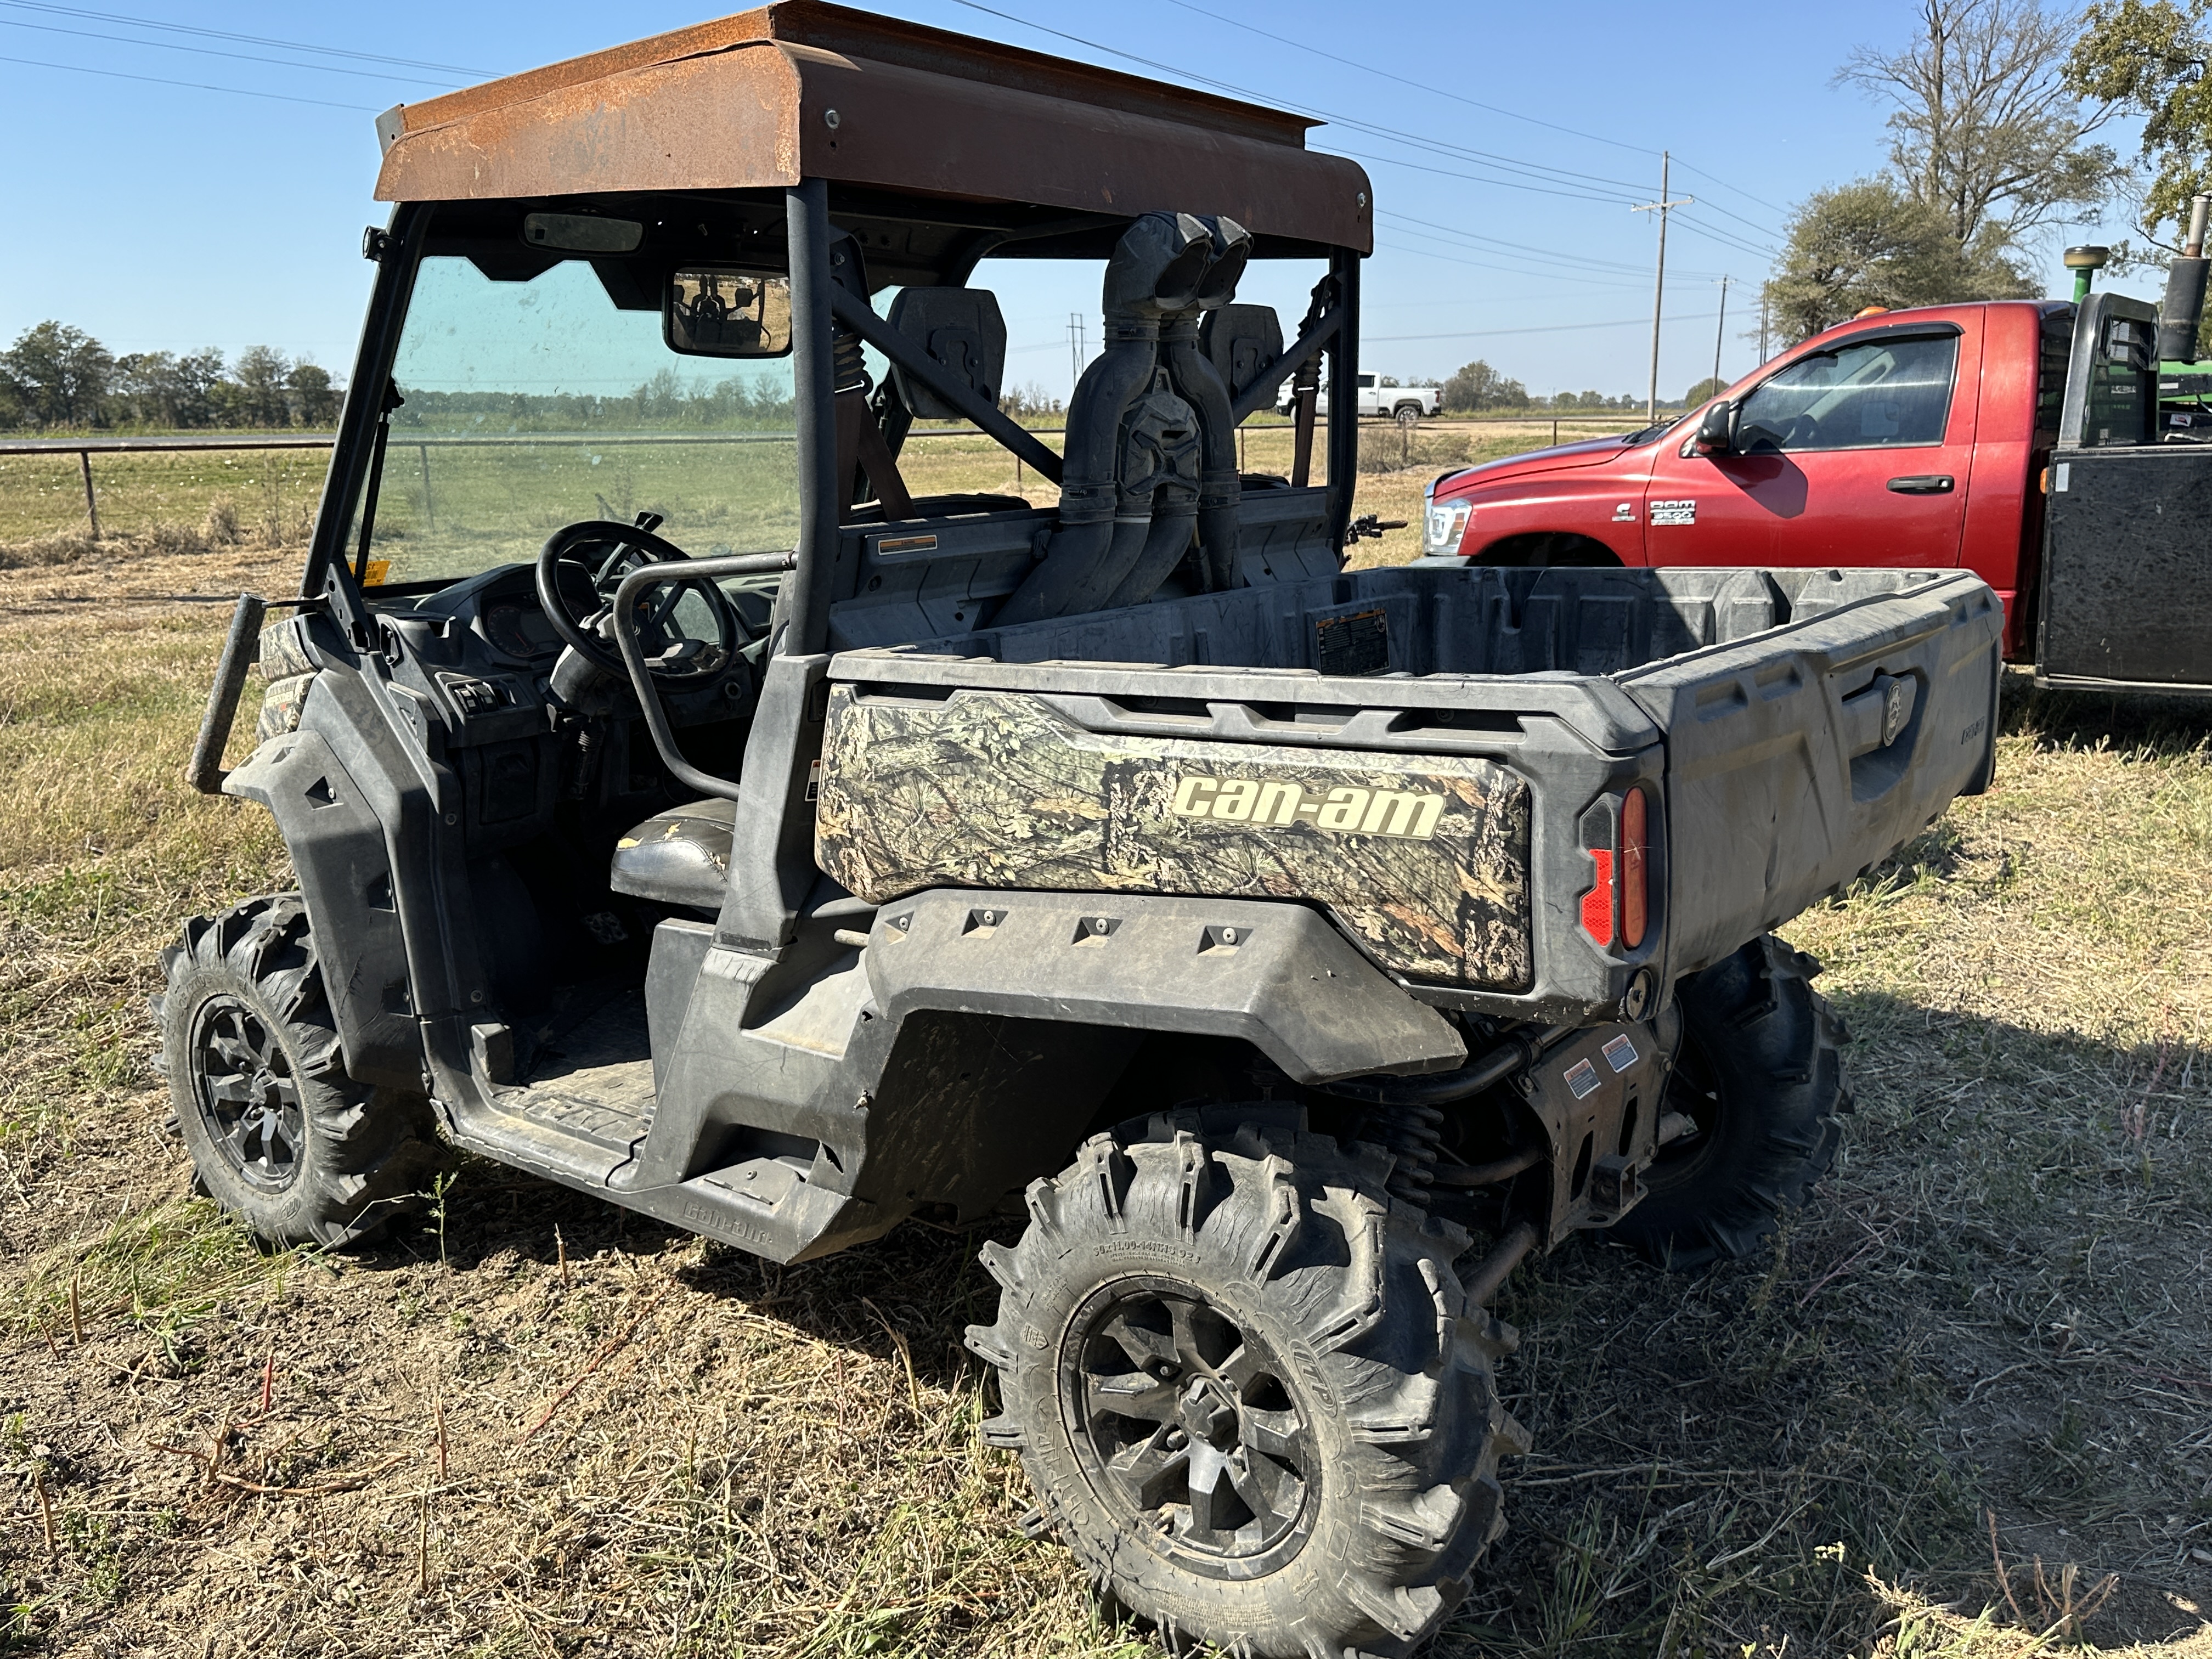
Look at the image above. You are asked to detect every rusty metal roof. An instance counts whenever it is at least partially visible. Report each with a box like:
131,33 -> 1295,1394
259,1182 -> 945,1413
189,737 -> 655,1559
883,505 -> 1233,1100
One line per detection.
373,1 -> 1371,252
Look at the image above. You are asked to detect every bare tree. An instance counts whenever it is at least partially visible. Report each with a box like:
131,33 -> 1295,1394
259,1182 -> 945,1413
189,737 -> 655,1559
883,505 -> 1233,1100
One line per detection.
1839,0 -> 2121,249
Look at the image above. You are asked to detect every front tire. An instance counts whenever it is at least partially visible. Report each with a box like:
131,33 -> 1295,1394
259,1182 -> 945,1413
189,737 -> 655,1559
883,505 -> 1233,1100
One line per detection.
1609,934 -> 1852,1268
155,895 -> 444,1248
969,1105 -> 1528,1658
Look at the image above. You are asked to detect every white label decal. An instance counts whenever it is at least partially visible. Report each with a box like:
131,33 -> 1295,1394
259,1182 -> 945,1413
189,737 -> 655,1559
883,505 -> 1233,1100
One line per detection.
1564,1058 -> 1602,1099
1602,1033 -> 1638,1073
1649,500 -> 1696,526
1612,502 -> 1636,522
2053,462 -> 2070,493
805,758 -> 822,803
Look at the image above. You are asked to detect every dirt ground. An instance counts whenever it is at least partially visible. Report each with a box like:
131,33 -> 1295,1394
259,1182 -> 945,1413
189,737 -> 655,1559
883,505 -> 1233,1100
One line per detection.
0,514 -> 2206,1658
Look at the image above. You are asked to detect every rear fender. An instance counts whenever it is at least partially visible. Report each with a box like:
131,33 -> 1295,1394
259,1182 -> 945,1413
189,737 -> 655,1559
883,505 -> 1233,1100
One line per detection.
860,888 -> 1467,1084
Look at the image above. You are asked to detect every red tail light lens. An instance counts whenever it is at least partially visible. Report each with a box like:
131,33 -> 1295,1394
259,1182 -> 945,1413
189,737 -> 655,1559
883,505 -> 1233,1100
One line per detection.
1581,848 -> 1615,945
1621,786 -> 1649,949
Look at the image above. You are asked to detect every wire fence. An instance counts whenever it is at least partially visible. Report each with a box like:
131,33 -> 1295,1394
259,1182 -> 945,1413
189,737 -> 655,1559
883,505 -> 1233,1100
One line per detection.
0,414 -> 1648,543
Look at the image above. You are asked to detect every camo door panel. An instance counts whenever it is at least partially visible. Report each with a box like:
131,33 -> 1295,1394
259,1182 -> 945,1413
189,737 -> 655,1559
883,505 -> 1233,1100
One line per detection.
815,686 -> 1533,989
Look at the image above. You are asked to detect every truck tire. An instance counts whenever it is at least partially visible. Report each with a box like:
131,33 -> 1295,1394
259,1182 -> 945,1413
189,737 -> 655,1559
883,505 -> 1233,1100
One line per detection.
1392,402 -> 1421,427
968,1105 -> 1528,1658
1609,934 -> 1851,1269
154,895 -> 444,1249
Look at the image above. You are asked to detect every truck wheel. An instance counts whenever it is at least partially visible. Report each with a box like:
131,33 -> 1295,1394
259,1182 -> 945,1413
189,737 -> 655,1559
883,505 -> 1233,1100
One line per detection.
1610,934 -> 1852,1269
154,895 -> 444,1249
968,1106 -> 1528,1658
1392,403 -> 1421,427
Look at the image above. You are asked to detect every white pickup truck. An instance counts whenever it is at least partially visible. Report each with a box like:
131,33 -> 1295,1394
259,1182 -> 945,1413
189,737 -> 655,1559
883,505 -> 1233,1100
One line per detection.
1277,370 -> 1440,424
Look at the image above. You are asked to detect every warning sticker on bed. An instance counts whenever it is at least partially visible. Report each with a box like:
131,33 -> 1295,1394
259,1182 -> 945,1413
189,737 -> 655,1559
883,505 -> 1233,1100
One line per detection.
1602,1034 -> 1638,1073
1563,1058 -> 1601,1099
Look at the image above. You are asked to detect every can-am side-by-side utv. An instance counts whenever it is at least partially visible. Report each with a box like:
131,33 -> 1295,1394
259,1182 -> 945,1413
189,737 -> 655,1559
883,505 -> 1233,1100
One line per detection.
160,7 -> 2005,1652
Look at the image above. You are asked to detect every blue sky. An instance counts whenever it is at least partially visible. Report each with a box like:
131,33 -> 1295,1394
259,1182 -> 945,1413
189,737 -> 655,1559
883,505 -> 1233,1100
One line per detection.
0,0 -> 2148,403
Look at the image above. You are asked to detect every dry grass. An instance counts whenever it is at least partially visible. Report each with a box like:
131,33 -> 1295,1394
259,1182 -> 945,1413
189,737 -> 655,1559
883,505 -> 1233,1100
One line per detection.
0,470 -> 2205,1655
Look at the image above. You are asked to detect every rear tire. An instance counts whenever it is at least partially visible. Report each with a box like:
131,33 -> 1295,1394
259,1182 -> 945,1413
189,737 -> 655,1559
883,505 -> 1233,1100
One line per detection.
1392,403 -> 1421,427
1610,934 -> 1851,1269
154,895 -> 444,1248
969,1105 -> 1528,1658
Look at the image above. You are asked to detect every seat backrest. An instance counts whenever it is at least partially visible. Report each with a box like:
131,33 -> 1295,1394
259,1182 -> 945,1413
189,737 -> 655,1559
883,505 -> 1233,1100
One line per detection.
1200,303 -> 1284,405
886,287 -> 1008,419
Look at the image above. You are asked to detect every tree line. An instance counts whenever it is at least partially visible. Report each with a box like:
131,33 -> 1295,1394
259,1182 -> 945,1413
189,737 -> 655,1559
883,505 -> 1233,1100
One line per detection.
0,321 -> 341,432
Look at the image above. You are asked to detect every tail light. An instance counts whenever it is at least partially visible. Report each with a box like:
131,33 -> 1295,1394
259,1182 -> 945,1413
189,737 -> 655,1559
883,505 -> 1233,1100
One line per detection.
1621,786 -> 1649,949
1581,786 -> 1654,951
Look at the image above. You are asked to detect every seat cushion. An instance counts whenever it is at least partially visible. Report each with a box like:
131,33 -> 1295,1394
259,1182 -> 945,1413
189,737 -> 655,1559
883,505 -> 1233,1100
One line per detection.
610,797 -> 737,911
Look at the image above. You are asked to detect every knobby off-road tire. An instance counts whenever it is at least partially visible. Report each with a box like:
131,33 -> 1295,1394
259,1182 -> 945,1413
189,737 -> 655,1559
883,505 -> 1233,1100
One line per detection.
968,1106 -> 1530,1659
153,895 -> 444,1248
1610,933 -> 1853,1270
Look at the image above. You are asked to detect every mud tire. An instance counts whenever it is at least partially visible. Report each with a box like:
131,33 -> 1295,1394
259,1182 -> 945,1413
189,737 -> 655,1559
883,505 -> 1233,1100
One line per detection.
1610,934 -> 1852,1269
968,1105 -> 1528,1658
154,895 -> 444,1248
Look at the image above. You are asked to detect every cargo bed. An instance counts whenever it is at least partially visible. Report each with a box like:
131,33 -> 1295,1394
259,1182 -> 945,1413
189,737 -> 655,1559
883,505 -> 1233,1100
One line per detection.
817,565 -> 2005,1022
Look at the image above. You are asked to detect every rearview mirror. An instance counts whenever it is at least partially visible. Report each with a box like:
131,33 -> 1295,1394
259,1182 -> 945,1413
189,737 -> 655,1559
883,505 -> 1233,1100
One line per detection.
522,212 -> 643,253
666,268 -> 793,357
1694,399 -> 1737,456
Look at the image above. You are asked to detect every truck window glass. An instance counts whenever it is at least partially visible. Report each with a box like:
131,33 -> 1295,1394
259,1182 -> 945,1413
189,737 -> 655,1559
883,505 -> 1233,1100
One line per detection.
350,255 -> 801,587
1736,334 -> 1957,454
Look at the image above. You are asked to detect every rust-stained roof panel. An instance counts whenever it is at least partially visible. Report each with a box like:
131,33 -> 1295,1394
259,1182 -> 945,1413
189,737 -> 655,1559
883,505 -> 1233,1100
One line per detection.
373,1 -> 1372,251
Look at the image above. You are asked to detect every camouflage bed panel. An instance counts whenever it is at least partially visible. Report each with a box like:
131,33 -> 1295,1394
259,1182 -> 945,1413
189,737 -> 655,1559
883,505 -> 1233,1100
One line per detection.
815,686 -> 1533,990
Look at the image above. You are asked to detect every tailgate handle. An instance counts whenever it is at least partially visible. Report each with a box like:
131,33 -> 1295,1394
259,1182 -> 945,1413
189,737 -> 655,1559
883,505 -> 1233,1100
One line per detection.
1839,672 -> 1917,759
1886,474 -> 1954,494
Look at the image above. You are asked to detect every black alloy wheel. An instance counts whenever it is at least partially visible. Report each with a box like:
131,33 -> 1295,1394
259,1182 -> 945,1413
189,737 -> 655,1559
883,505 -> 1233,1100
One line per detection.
1067,1278 -> 1314,1572
190,997 -> 306,1190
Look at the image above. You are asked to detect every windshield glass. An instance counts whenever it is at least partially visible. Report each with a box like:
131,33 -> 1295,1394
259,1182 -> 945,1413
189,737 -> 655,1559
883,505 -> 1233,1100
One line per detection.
351,254 -> 800,588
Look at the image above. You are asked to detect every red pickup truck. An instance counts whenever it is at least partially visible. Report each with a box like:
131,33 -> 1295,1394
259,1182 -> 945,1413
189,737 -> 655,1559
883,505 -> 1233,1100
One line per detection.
1416,300 -> 2072,661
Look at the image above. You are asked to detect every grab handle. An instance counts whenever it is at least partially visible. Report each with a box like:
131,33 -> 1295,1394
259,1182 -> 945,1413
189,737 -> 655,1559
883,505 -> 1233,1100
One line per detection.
186,592 -> 267,794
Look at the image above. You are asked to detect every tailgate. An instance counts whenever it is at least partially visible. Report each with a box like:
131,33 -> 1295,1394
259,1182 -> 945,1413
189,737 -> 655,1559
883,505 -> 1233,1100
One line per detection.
1615,570 -> 2004,978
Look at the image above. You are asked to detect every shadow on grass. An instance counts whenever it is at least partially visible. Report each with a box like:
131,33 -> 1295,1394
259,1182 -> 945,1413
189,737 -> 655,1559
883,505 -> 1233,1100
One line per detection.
2002,666 -> 2212,761
346,981 -> 2208,1657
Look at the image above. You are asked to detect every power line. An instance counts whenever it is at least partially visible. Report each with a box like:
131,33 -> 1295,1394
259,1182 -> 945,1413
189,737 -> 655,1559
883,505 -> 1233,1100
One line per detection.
1149,0 -> 1785,232
0,0 -> 497,76
1375,236 -> 1653,290
1365,309 -> 1718,343
940,0 -> 1656,204
0,50 -> 375,109
0,16 -> 462,86
1339,148 -> 1638,207
1376,208 -> 1729,280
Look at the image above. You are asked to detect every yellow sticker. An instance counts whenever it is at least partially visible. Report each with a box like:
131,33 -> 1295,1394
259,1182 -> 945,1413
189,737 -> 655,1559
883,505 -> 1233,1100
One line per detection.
362,559 -> 391,587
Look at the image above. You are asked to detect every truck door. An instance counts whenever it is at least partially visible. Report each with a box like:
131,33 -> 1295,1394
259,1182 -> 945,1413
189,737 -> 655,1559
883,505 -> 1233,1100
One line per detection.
1642,323 -> 1976,568
1356,371 -> 1380,417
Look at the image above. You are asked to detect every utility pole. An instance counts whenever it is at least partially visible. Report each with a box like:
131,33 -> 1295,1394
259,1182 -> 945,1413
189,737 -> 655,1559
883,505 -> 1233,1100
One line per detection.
1632,151 -> 1692,424
1068,313 -> 1087,394
1711,275 -> 1729,394
1758,292 -> 1770,365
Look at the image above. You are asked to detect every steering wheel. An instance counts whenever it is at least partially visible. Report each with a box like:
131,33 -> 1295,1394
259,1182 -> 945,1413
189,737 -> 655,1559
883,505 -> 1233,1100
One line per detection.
534,520 -> 741,686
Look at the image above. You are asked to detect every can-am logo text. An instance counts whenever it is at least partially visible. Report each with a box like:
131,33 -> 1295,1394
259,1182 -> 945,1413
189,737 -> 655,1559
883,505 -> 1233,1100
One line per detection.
1170,776 -> 1446,840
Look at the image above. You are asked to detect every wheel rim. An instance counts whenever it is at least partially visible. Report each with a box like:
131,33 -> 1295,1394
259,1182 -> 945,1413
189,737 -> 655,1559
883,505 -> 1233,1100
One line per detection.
1062,1276 -> 1317,1576
190,997 -> 306,1192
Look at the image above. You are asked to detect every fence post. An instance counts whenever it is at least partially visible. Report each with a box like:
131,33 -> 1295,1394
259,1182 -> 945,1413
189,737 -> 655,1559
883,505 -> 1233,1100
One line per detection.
78,449 -> 99,540
417,444 -> 435,532
1551,419 -> 1558,447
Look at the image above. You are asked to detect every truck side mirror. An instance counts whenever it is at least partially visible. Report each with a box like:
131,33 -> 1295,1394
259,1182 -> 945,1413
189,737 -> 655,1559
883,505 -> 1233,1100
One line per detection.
1694,399 -> 1737,456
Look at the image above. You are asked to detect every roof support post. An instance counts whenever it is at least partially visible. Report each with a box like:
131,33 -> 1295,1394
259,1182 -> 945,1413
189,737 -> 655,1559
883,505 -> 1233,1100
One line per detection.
784,178 -> 838,658
1325,245 -> 1361,556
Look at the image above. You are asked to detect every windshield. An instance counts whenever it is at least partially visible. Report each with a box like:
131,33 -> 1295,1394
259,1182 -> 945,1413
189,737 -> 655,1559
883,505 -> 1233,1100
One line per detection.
349,255 -> 800,588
